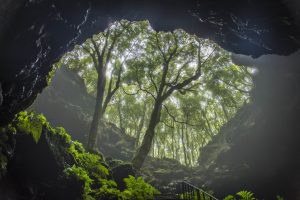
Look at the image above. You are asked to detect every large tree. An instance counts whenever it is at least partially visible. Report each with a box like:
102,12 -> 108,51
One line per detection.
61,20 -> 144,151
61,21 -> 253,166
127,29 -> 224,169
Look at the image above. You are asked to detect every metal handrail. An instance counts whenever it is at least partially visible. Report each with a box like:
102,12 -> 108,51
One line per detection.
176,181 -> 218,200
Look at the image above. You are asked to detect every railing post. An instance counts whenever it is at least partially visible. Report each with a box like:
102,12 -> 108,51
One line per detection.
196,189 -> 200,200
200,191 -> 204,200
192,186 -> 195,200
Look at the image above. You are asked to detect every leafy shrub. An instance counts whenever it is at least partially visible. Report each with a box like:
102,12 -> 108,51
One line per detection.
224,190 -> 286,200
95,179 -> 120,199
120,175 -> 160,200
224,190 -> 256,200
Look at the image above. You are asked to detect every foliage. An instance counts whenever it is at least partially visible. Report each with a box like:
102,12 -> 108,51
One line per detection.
223,191 -> 286,200
276,196 -> 285,200
95,179 -> 120,199
60,20 -> 254,166
67,140 -> 109,180
4,111 -> 159,200
224,190 -> 257,200
224,195 -> 236,200
46,63 -> 60,85
121,175 -> 160,200
55,126 -> 72,143
64,165 -> 94,200
15,111 -> 47,143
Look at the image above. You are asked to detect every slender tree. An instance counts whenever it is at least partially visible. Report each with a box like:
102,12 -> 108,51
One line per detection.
61,20 -> 141,151
130,30 -> 220,169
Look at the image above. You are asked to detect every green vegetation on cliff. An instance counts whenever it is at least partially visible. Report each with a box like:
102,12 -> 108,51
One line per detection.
1,111 -> 159,200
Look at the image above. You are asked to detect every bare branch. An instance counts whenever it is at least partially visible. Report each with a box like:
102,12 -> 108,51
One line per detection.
105,21 -> 132,67
149,71 -> 158,93
122,86 -> 139,95
218,78 -> 251,94
167,59 -> 193,86
162,43 -> 217,100
161,120 -> 175,129
90,37 -> 103,64
163,104 -> 204,127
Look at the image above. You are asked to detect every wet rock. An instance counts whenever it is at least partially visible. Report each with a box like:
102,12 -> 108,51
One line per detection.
0,125 -> 83,200
111,163 -> 136,191
0,127 -> 15,178
195,63 -> 300,199
0,82 -> 3,106
142,157 -> 192,194
0,0 -> 299,125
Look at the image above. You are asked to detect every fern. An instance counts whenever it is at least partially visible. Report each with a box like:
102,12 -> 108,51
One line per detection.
224,195 -> 236,200
236,190 -> 256,200
224,190 -> 257,200
121,175 -> 160,200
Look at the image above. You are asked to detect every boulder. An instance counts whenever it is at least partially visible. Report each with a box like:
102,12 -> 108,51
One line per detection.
111,163 -> 136,191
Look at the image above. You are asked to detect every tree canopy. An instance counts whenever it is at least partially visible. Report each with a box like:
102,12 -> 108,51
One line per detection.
60,20 -> 253,167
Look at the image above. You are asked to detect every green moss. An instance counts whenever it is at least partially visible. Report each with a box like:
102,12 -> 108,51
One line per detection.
67,140 -> 109,180
15,111 -> 47,143
55,126 -> 72,143
64,165 -> 94,199
9,111 -> 159,200
46,63 -> 60,85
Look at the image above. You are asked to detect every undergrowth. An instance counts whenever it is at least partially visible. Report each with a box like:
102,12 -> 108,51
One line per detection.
8,111 -> 159,200
224,190 -> 285,200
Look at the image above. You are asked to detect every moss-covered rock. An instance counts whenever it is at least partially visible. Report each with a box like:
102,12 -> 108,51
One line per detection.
0,111 -> 159,200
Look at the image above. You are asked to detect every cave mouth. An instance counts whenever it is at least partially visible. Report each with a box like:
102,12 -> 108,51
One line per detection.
30,19 -> 255,168
1,1 -> 300,199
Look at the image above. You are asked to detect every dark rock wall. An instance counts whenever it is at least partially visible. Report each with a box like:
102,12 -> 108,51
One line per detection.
197,51 -> 300,199
0,126 -> 83,200
0,0 -> 300,198
30,66 -> 94,142
0,0 -> 299,125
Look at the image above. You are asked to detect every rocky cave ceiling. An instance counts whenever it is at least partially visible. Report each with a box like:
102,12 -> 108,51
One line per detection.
0,0 -> 299,125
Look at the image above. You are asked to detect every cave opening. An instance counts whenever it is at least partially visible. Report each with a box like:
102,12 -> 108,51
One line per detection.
30,19 -> 255,168
0,1 -> 300,200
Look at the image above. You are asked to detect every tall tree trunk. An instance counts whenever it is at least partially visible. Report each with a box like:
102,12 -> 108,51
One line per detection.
185,123 -> 192,166
171,131 -> 175,159
117,99 -> 125,132
190,133 -> 195,166
181,124 -> 188,166
135,102 -> 147,149
87,71 -> 106,151
202,109 -> 214,137
132,100 -> 161,169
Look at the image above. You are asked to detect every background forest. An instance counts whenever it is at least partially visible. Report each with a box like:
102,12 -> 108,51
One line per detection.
58,20 -> 254,168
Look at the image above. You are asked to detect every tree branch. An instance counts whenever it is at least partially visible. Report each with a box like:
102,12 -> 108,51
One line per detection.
163,104 -> 204,127
82,44 -> 100,73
